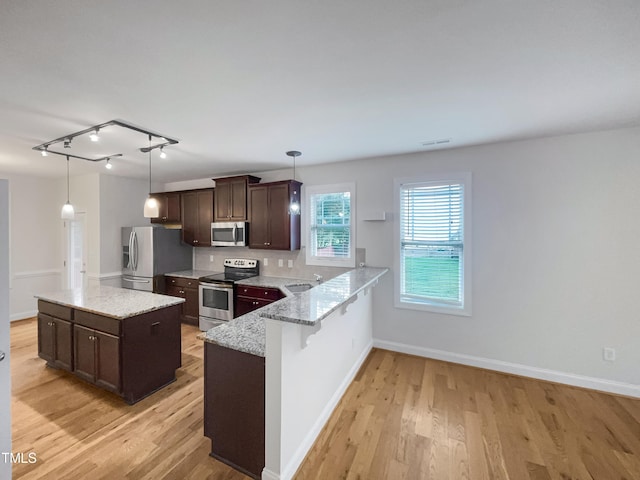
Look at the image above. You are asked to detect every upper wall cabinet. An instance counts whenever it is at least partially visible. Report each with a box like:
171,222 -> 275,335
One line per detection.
150,192 -> 182,224
213,175 -> 261,222
248,180 -> 302,251
181,189 -> 214,247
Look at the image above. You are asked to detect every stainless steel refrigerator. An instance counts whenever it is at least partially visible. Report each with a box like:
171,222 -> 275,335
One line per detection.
121,226 -> 192,292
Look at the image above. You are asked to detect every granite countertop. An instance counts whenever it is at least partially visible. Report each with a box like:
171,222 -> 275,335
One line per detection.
35,285 -> 185,320
200,267 -> 388,357
164,269 -> 220,279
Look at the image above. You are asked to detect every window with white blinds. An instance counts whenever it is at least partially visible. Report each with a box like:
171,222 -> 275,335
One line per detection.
305,183 -> 356,268
395,173 -> 471,315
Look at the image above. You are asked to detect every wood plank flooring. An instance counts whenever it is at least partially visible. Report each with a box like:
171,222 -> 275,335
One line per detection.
295,348 -> 640,480
11,318 -> 247,480
11,319 -> 640,479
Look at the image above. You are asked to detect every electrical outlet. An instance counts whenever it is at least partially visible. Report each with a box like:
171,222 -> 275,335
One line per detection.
263,258 -> 268,266
287,259 -> 293,268
603,347 -> 616,362
278,259 -> 283,267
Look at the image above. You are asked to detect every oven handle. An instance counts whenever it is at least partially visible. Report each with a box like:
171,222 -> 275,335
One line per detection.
199,282 -> 234,290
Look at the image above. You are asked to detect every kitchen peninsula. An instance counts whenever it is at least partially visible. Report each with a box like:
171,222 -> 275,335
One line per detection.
201,267 -> 388,479
35,285 -> 184,404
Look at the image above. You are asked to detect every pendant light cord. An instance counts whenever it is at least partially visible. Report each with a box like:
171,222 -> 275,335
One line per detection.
66,155 -> 70,202
148,134 -> 152,194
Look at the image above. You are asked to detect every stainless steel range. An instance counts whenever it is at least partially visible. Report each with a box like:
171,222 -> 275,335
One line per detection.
198,258 -> 259,331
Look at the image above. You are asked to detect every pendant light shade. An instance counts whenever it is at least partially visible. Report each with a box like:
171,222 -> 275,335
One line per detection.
61,155 -> 75,220
286,150 -> 301,215
143,135 -> 159,218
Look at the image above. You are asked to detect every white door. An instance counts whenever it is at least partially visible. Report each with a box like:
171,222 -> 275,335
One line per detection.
0,179 -> 12,478
66,213 -> 87,289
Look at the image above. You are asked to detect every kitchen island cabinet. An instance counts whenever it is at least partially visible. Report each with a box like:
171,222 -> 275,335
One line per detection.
35,286 -> 184,404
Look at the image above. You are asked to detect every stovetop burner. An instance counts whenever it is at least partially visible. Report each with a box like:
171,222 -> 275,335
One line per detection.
199,258 -> 259,285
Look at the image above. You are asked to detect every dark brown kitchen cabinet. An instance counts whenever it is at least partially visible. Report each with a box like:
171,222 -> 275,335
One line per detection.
73,324 -> 121,394
150,192 -> 181,224
213,175 -> 261,222
181,189 -> 214,247
235,284 -> 284,317
37,313 -> 73,372
205,342 -> 265,479
165,276 -> 199,325
37,300 -> 182,404
248,180 -> 302,250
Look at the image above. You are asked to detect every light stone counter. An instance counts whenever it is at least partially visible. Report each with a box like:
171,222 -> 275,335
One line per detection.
164,269 -> 220,279
35,285 -> 185,320
200,267 -> 388,357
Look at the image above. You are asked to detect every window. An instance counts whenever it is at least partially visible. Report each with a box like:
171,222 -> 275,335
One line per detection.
305,183 -> 356,268
395,173 -> 471,315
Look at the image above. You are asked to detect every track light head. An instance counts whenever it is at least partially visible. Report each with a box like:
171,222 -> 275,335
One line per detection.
159,147 -> 167,159
63,138 -> 72,148
89,129 -> 100,142
41,148 -> 48,157
105,158 -> 112,169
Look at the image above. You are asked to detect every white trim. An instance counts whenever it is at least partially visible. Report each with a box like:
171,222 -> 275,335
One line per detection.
374,339 -> 640,398
304,182 -> 356,268
10,310 -> 37,322
279,340 -> 373,480
12,269 -> 62,280
393,172 -> 472,317
261,469 -> 280,480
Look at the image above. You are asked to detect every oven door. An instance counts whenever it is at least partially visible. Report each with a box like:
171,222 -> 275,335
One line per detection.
199,282 -> 234,322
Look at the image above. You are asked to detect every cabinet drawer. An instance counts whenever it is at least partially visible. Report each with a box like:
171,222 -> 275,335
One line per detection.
236,285 -> 282,301
74,310 -> 121,336
38,300 -> 73,321
165,276 -> 197,289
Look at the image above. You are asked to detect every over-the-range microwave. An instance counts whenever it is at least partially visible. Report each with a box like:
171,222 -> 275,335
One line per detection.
211,221 -> 248,247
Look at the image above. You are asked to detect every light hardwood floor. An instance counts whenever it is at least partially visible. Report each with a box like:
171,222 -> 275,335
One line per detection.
11,318 -> 640,479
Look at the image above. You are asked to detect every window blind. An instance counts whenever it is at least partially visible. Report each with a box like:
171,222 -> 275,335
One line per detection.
400,182 -> 464,306
310,191 -> 351,258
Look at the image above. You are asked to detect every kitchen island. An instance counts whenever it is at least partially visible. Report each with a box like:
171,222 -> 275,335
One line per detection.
201,267 -> 388,479
35,285 -> 185,404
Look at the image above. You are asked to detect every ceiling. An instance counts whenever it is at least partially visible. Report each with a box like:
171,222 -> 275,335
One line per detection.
1,0 -> 639,183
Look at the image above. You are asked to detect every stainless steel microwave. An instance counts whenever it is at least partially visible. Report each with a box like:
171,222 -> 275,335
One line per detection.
211,221 -> 248,247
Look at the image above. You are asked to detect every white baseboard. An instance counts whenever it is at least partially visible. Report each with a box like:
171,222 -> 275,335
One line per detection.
373,339 -> 640,398
261,469 -> 280,480
278,340 -> 374,480
10,310 -> 37,322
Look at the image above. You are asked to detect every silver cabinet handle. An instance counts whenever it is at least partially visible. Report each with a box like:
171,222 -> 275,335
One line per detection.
0,351 -> 5,362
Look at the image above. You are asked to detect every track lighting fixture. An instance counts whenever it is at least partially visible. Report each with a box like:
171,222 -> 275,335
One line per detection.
89,129 -> 100,142
41,148 -> 48,157
63,137 -> 72,148
286,150 -> 301,215
105,158 -> 112,169
159,147 -> 167,159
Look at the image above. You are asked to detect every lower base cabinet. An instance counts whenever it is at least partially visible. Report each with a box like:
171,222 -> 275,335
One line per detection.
165,276 -> 199,325
204,342 -> 265,479
37,300 -> 182,404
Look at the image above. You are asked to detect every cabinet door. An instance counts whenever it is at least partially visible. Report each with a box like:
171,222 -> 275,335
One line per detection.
267,183 -> 291,250
196,190 -> 214,245
165,193 -> 181,223
183,286 -> 199,325
37,314 -> 55,363
150,194 -> 166,224
248,185 -> 270,248
53,318 -> 73,371
229,178 -> 248,221
74,324 -> 96,383
95,330 -> 121,393
181,192 -> 199,246
214,181 -> 231,221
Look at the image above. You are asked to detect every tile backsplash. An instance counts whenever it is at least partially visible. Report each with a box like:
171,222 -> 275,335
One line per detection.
193,246 -> 366,281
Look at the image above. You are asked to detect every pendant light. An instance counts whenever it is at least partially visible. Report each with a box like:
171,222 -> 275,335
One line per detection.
286,150 -> 301,215
61,155 -> 75,220
143,135 -> 159,218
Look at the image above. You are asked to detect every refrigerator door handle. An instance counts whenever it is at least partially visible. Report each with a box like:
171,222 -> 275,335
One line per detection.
122,277 -> 150,283
132,231 -> 139,271
128,231 -> 134,270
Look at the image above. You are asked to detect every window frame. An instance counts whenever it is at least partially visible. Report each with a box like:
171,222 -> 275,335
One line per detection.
304,182 -> 356,268
394,172 -> 472,316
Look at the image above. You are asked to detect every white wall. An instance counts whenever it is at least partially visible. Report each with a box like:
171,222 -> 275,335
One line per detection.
98,175 -> 148,279
0,179 -> 12,478
0,173 -> 63,320
295,126 -> 640,394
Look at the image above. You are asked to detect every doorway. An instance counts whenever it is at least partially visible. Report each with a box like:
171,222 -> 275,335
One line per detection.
66,212 -> 87,289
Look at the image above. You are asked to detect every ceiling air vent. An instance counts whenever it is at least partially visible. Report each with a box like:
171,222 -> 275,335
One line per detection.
421,138 -> 452,147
